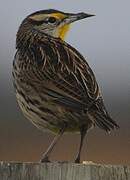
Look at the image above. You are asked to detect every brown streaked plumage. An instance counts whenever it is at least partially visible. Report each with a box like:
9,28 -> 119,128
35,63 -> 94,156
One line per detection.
12,9 -> 119,163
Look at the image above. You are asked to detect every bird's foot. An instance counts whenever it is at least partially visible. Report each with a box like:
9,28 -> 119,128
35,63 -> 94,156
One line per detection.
40,156 -> 51,163
74,157 -> 80,163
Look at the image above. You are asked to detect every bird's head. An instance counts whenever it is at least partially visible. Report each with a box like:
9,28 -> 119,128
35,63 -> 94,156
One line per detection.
20,9 -> 95,40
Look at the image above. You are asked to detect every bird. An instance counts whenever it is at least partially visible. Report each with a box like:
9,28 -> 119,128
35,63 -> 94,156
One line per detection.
12,9 -> 119,163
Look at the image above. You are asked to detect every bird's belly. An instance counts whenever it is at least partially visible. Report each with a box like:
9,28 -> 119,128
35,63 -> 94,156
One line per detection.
16,90 -> 89,134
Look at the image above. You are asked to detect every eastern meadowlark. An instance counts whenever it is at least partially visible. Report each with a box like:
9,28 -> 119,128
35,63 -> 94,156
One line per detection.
12,9 -> 119,163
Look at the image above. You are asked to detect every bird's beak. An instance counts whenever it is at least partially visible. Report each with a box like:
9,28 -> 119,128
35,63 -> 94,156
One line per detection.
64,12 -> 95,24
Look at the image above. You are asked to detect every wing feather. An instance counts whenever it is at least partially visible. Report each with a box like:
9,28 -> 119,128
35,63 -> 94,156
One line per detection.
32,38 -> 100,111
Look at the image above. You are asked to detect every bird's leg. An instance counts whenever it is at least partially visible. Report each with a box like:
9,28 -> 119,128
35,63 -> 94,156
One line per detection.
75,126 -> 87,163
40,126 -> 65,163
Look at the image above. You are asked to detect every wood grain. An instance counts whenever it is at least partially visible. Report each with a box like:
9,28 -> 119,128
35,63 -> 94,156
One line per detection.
0,162 -> 130,180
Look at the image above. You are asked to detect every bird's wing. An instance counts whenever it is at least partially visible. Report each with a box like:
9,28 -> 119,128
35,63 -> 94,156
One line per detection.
33,38 -> 100,111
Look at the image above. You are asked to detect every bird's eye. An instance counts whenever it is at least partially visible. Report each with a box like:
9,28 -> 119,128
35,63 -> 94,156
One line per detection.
47,17 -> 57,23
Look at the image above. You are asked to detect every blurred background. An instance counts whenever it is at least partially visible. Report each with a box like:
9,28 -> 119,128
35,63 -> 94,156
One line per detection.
0,0 -> 130,164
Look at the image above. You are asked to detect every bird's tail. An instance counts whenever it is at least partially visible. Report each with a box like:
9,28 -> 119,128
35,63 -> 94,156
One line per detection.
88,97 -> 119,132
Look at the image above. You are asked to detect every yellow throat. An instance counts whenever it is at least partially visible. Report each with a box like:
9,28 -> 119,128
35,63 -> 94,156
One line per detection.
58,24 -> 70,40
51,13 -> 70,40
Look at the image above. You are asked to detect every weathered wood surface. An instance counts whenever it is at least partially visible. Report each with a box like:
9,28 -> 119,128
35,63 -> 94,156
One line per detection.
0,162 -> 130,180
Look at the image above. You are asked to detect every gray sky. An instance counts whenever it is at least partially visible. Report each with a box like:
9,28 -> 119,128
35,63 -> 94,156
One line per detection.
0,0 -> 130,164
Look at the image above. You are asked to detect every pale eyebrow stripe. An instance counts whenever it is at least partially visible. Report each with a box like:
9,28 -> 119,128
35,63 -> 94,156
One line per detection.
29,13 -> 67,21
29,14 -> 46,21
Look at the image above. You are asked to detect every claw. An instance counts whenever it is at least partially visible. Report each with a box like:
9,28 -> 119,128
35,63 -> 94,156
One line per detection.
74,157 -> 80,163
40,156 -> 51,163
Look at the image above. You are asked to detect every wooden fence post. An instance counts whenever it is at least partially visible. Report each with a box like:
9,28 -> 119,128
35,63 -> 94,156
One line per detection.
0,162 -> 130,180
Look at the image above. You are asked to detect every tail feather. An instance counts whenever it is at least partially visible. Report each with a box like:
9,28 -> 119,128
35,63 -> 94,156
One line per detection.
97,111 -> 119,128
93,112 -> 119,132
88,97 -> 119,132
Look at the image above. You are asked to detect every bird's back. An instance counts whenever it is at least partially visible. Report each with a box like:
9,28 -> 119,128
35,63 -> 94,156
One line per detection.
13,29 -> 119,133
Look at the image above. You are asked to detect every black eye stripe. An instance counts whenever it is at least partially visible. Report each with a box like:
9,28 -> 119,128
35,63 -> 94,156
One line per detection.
29,19 -> 44,25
